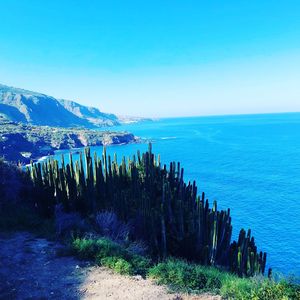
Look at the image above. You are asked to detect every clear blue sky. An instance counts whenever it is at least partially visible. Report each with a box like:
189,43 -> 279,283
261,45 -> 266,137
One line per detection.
0,0 -> 299,117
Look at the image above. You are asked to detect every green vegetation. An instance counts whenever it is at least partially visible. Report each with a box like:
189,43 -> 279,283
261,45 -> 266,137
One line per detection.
1,146 -> 299,299
28,144 -> 266,277
70,237 -> 300,299
71,237 -> 151,276
148,259 -> 300,299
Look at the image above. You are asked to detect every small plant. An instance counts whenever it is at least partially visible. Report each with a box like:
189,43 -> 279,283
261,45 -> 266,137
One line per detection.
71,236 -> 151,276
100,256 -> 133,275
72,237 -> 99,259
95,238 -> 127,258
130,255 -> 152,276
250,280 -> 300,300
220,274 -> 255,299
148,259 -> 222,293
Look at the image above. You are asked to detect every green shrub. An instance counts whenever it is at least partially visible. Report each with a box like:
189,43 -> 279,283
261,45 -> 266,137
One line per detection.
72,238 -> 98,259
250,280 -> 300,300
148,259 -> 223,293
99,256 -> 133,275
71,238 -> 300,299
130,255 -> 152,276
71,237 -> 127,260
220,275 -> 300,300
72,237 -> 151,276
220,274 -> 255,299
95,238 -> 127,258
114,258 -> 133,275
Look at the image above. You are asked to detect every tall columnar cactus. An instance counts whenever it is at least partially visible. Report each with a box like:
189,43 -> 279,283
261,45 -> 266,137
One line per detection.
28,143 -> 267,277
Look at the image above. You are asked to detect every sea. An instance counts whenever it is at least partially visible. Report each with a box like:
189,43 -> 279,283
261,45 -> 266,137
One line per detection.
52,113 -> 300,277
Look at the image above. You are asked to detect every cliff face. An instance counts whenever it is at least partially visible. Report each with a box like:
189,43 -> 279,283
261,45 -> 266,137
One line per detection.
0,118 -> 137,163
0,84 -> 120,128
58,99 -> 119,127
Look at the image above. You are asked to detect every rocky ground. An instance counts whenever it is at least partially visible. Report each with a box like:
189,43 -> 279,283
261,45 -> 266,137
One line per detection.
0,232 -> 221,300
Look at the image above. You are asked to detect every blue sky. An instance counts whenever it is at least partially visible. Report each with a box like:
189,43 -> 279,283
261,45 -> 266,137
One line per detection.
0,0 -> 299,117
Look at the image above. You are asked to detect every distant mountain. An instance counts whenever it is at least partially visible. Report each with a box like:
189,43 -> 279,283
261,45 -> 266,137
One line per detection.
58,99 -> 119,126
0,83 -> 120,128
117,115 -> 154,124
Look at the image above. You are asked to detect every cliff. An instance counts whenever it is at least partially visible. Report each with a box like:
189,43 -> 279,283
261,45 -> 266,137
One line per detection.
0,117 -> 137,163
0,83 -> 137,128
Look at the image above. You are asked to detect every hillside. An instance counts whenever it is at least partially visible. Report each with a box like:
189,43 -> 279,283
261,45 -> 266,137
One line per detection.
0,83 -> 122,128
1,150 -> 299,300
0,117 -> 137,163
58,98 -> 119,127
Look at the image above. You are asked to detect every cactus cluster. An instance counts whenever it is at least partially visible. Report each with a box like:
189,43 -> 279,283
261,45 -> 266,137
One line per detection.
27,144 -> 267,277
230,229 -> 267,276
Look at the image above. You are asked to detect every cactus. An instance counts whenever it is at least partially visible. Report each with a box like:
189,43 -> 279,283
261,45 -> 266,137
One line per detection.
27,143 -> 267,277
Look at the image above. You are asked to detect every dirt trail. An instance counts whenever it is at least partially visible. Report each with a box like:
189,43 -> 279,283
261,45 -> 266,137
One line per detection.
0,232 -> 220,300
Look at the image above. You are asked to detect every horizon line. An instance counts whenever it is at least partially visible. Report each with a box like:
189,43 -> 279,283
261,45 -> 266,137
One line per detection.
1,81 -> 299,120
149,111 -> 300,120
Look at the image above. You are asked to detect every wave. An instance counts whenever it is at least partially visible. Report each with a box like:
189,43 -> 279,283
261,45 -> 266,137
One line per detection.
160,136 -> 177,140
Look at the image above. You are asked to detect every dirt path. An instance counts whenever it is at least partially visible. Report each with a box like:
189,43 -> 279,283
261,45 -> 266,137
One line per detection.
0,232 -> 221,300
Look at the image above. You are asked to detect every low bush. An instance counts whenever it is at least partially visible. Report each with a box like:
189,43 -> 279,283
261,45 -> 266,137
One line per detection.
249,280 -> 300,300
72,237 -> 99,259
130,255 -> 151,275
220,275 -> 258,299
71,237 -> 151,276
72,237 -> 300,298
72,237 -> 125,259
100,256 -> 133,275
148,259 -> 222,293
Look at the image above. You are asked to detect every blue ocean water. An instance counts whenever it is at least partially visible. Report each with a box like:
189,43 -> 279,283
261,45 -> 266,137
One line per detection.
54,113 -> 300,276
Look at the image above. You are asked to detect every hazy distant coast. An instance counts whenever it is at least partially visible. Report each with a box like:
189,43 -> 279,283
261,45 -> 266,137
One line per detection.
0,83 -> 150,128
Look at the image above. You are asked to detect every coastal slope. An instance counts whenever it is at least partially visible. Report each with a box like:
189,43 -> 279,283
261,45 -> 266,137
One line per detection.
0,117 -> 137,163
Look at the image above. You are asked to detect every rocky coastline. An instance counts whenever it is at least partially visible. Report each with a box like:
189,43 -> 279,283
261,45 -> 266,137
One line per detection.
0,119 -> 138,164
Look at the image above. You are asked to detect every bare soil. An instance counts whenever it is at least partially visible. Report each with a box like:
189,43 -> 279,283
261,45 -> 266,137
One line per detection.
0,232 -> 221,300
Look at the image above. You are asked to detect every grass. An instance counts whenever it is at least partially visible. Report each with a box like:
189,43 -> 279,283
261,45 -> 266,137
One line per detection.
99,256 -> 133,275
71,237 -> 300,299
148,259 -> 223,293
148,259 -> 300,300
71,237 -> 151,276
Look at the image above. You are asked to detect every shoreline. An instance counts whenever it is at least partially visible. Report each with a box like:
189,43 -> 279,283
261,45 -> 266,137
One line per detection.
0,119 -> 139,164
30,138 -> 141,165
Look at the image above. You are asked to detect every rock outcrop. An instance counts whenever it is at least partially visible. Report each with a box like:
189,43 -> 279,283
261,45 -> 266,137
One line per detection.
0,118 -> 137,164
